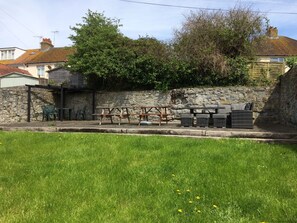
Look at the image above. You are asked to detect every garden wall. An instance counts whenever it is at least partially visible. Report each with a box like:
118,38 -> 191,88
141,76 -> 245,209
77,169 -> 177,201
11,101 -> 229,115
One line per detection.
279,67 -> 297,127
65,86 -> 280,123
0,86 -> 54,123
1,81 -> 296,128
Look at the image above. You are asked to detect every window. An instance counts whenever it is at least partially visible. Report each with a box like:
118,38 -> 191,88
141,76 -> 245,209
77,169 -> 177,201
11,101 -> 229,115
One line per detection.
270,57 -> 284,63
0,50 -> 15,60
1,51 -> 7,60
37,66 -> 45,76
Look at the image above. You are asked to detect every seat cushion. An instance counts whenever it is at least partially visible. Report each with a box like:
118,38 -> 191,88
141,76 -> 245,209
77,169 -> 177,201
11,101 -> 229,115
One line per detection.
231,103 -> 246,110
213,114 -> 228,118
196,114 -> 210,118
218,104 -> 231,114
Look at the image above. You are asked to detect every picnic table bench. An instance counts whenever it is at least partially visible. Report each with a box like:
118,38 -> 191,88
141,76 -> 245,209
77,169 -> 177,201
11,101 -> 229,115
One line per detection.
139,106 -> 172,126
92,106 -> 132,125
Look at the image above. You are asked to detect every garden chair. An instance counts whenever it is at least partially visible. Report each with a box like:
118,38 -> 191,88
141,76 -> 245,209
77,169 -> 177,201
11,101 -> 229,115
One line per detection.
212,105 -> 231,128
231,102 -> 254,129
42,105 -> 58,121
76,106 -> 87,120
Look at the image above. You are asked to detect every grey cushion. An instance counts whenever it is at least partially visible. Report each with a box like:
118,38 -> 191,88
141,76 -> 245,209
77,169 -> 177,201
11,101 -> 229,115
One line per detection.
180,113 -> 194,118
196,114 -> 210,118
244,102 -> 253,110
213,114 -> 228,118
231,103 -> 246,110
218,104 -> 231,114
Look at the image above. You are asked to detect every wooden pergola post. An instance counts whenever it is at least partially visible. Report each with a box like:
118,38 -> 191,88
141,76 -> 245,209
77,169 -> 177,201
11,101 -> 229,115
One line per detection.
92,90 -> 96,120
60,86 -> 64,121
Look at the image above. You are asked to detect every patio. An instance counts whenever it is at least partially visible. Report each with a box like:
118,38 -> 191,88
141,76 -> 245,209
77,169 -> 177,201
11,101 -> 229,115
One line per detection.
1,120 -> 296,144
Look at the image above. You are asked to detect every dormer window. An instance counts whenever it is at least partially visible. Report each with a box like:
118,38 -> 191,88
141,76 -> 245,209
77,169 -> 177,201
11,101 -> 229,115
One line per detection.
0,49 -> 15,60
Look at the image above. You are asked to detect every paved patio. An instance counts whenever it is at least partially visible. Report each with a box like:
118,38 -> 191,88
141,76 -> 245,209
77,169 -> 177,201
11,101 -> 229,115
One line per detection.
1,120 -> 297,144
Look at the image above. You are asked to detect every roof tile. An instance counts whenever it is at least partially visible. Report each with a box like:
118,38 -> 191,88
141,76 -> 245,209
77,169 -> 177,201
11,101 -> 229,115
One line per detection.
256,36 -> 297,56
0,64 -> 32,77
4,47 -> 74,65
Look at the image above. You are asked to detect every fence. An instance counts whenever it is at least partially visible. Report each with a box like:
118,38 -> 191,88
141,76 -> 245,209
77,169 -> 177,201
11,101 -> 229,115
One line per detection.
249,62 -> 286,80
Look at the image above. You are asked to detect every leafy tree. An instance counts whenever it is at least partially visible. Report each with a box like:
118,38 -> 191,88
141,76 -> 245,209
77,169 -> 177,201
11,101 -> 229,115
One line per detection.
173,6 -> 268,85
286,57 -> 297,69
67,10 -> 134,89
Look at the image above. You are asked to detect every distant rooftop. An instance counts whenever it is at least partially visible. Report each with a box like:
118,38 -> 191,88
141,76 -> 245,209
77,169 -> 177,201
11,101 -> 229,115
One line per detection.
256,27 -> 297,57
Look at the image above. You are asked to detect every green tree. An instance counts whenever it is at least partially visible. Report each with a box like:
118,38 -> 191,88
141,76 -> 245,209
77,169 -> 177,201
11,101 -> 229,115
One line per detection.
174,6 -> 268,85
286,57 -> 297,69
67,10 -> 134,89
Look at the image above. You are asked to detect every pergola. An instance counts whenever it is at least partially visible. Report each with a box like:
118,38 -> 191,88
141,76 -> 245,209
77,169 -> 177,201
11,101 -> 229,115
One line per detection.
26,84 -> 96,122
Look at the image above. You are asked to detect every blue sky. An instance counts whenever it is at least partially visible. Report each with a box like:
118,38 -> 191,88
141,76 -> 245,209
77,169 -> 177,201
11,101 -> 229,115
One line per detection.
1,0 -> 297,49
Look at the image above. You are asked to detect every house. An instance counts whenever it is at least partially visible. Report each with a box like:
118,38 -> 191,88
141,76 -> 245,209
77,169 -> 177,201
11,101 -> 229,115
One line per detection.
0,38 -> 74,81
48,67 -> 86,88
0,47 -> 26,62
250,27 -> 297,79
0,64 -> 38,88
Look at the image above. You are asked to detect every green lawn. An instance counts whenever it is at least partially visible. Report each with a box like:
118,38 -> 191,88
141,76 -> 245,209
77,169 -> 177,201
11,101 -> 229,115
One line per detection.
0,132 -> 296,223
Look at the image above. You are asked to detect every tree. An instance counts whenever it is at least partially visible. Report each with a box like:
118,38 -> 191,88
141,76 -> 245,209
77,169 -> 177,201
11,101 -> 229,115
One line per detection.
174,6 -> 268,85
67,10 -> 134,89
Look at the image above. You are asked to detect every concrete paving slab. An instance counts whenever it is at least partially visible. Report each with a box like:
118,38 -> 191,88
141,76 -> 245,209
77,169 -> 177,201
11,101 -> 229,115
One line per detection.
1,120 -> 297,144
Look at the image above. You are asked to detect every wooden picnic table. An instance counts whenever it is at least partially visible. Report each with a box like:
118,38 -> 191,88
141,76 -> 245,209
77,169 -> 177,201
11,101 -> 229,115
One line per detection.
92,106 -> 132,125
139,105 -> 171,126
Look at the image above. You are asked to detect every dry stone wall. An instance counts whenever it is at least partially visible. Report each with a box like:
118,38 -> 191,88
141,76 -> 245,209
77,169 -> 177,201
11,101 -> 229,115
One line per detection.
1,82 -> 296,128
279,67 -> 297,127
0,86 -> 54,123
64,86 -> 280,123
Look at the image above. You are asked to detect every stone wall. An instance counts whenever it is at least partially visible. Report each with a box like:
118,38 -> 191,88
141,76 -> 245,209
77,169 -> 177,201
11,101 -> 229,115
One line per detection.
0,86 -> 54,123
2,84 -> 295,126
65,86 -> 280,123
279,67 -> 297,127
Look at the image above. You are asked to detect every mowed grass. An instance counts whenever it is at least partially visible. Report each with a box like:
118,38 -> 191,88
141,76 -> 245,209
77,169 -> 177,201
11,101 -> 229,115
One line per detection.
0,132 -> 297,223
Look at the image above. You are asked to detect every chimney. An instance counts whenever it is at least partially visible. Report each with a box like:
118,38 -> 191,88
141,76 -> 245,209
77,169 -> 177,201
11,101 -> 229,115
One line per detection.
40,38 -> 54,51
267,27 -> 279,39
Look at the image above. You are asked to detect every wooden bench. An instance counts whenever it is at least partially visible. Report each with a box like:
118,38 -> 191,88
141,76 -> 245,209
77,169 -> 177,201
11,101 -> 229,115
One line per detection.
138,106 -> 172,126
93,107 -> 132,125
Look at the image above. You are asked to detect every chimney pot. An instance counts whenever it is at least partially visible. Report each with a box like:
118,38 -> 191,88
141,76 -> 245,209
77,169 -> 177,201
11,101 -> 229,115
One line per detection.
40,38 -> 54,51
267,26 -> 278,39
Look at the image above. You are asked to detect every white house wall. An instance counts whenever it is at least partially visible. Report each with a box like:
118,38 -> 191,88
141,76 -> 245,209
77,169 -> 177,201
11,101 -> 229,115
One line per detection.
17,63 -> 57,79
14,48 -> 26,59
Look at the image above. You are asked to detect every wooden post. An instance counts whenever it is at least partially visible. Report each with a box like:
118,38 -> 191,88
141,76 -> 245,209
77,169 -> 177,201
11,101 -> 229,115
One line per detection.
60,86 -> 64,121
92,90 -> 96,120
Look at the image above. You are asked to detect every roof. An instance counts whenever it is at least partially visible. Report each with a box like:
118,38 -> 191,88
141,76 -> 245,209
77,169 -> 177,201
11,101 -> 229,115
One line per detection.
29,47 -> 74,64
8,49 -> 41,65
4,47 -> 74,65
0,64 -> 33,77
0,47 -> 25,51
0,59 -> 15,65
256,36 -> 297,57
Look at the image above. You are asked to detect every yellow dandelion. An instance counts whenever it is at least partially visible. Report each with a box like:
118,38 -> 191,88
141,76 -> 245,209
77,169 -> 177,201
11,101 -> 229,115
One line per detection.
213,204 -> 218,209
172,174 -> 175,177
189,200 -> 193,204
194,207 -> 201,213
196,196 -> 201,200
178,192 -> 181,195
178,209 -> 183,213
176,189 -> 180,193
186,189 -> 191,192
